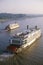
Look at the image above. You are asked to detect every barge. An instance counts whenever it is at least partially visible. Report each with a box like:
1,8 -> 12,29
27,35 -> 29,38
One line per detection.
7,26 -> 41,53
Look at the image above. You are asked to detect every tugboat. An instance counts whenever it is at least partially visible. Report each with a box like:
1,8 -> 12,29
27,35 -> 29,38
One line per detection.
6,26 -> 41,53
5,23 -> 19,31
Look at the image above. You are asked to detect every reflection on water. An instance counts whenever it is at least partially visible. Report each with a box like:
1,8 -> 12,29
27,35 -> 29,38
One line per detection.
0,17 -> 43,65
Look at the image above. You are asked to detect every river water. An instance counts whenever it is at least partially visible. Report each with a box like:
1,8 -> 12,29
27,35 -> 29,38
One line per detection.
0,17 -> 43,65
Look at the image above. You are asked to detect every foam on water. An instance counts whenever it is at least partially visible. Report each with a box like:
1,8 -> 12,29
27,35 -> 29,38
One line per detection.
0,53 -> 14,61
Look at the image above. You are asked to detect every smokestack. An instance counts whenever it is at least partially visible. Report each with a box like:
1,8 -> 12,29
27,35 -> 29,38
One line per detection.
27,25 -> 29,30
35,26 -> 37,30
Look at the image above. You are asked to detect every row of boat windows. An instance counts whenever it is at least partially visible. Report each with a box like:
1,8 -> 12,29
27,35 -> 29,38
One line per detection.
11,39 -> 27,44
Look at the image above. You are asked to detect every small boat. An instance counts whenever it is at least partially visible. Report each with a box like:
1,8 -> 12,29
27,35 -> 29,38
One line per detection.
6,26 -> 41,53
5,23 -> 19,31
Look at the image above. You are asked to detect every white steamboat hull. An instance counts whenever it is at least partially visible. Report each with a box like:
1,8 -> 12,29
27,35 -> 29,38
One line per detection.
16,29 -> 41,53
9,23 -> 19,30
22,29 -> 41,48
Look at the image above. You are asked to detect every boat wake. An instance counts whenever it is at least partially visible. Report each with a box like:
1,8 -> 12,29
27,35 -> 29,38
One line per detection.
0,53 -> 14,61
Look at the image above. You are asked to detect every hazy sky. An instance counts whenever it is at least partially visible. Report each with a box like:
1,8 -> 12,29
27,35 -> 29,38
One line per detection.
0,0 -> 43,14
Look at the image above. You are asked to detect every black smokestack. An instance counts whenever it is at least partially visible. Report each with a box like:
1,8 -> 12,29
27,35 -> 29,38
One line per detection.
27,25 -> 29,30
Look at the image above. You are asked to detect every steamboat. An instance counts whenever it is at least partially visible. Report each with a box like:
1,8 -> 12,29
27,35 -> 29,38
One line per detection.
7,26 -> 41,53
5,23 -> 19,31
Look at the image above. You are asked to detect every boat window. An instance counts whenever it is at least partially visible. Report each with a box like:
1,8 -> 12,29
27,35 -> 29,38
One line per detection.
12,40 -> 20,43
23,40 -> 27,44
25,40 -> 27,44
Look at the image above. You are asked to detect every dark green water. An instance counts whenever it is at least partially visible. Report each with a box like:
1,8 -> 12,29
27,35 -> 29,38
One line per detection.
0,17 -> 43,65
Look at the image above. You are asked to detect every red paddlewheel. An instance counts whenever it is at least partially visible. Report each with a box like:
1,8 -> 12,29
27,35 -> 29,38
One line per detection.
7,46 -> 17,52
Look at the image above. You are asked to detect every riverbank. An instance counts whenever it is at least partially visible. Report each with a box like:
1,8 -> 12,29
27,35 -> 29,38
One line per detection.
0,19 -> 8,22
